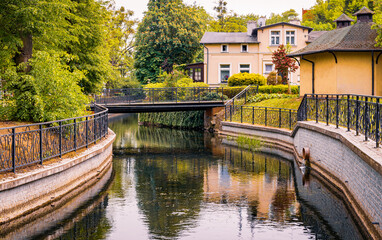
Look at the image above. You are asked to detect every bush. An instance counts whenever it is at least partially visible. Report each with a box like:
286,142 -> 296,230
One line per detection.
200,92 -> 228,101
267,71 -> 282,85
222,86 -> 246,98
228,73 -> 266,86
247,93 -> 299,103
258,85 -> 299,94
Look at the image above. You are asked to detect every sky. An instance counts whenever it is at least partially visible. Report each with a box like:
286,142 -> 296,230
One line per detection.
114,0 -> 317,20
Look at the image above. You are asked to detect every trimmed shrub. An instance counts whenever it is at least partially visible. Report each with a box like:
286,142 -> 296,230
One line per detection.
222,86 -> 246,98
247,93 -> 299,103
267,71 -> 282,85
228,73 -> 266,86
258,85 -> 299,94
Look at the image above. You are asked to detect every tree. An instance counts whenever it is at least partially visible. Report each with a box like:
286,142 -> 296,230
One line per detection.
213,0 -> 228,31
272,45 -> 298,93
266,9 -> 299,25
134,0 -> 206,84
209,13 -> 260,32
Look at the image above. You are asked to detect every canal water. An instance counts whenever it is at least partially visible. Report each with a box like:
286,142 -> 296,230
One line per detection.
1,114 -> 367,240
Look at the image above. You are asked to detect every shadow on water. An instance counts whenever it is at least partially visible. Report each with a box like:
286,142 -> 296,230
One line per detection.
1,113 -> 366,239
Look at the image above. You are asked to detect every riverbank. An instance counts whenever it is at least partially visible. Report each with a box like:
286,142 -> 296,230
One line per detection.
219,121 -> 382,239
138,111 -> 204,129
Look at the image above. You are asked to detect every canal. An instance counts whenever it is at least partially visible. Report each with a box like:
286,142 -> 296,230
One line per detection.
2,114 -> 367,239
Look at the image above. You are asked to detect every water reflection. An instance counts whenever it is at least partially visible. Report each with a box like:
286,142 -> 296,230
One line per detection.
3,114 -> 364,240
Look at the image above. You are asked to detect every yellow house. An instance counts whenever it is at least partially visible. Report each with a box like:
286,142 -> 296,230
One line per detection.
288,7 -> 382,96
200,18 -> 315,86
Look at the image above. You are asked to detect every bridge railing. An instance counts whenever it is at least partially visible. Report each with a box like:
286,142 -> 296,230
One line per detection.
298,94 -> 382,147
225,85 -> 259,121
96,87 -> 226,105
0,104 -> 108,173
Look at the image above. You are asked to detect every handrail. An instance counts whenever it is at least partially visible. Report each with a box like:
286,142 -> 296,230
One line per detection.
0,103 -> 109,173
225,85 -> 252,106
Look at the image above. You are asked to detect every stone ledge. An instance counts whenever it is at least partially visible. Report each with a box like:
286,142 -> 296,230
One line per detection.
0,129 -> 116,192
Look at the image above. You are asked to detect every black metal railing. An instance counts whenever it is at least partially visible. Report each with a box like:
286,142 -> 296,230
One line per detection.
225,105 -> 298,130
298,94 -> 382,147
95,87 -> 226,105
0,104 -> 108,173
224,85 -> 259,120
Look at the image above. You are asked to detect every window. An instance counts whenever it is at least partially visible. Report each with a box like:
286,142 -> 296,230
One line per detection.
241,44 -> 248,52
188,68 -> 193,78
264,64 -> 274,74
270,31 -> 280,45
239,64 -> 250,73
194,68 -> 202,81
220,64 -> 230,83
286,31 -> 296,45
221,44 -> 228,52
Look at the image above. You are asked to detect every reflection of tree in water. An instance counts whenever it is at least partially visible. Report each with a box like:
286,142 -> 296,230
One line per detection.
134,155 -> 206,239
109,114 -> 205,151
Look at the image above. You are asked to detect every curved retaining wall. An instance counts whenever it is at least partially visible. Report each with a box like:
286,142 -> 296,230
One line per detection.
0,129 -> 115,226
220,121 -> 382,239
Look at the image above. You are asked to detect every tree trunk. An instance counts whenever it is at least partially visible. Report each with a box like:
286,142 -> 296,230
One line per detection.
14,33 -> 33,72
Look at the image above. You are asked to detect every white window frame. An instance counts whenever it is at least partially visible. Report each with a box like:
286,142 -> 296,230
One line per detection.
263,62 -> 274,74
238,63 -> 251,73
269,30 -> 281,46
285,30 -> 297,46
221,44 -> 228,53
241,44 -> 248,53
219,64 -> 231,83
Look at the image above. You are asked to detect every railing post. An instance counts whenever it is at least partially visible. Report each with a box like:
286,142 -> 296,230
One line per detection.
74,118 -> 77,151
336,95 -> 339,129
221,87 -> 224,101
265,107 -> 267,126
241,106 -> 243,123
315,94 -> 318,123
230,105 -> 232,122
225,106 -> 227,121
376,98 -> 380,148
59,121 -> 62,157
244,91 -> 247,104
347,95 -> 350,131
356,96 -> 359,136
12,128 -> 16,173
289,109 -> 292,130
279,108 -> 282,128
94,115 -> 97,143
252,107 -> 254,125
39,125 -> 43,164
365,97 -> 369,141
86,116 -> 89,148
176,88 -> 178,103
326,95 -> 329,126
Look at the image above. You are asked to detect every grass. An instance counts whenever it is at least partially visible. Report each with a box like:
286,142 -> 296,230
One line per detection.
247,97 -> 303,109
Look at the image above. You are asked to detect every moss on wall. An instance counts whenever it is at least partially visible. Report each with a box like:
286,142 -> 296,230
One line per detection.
138,111 -> 204,129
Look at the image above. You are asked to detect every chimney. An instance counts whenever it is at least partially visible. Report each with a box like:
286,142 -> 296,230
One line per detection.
333,13 -> 354,28
247,21 -> 257,36
257,17 -> 266,27
289,19 -> 301,25
353,7 -> 374,23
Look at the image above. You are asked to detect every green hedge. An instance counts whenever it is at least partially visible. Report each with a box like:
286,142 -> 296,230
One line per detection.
138,111 -> 204,129
247,93 -> 299,103
258,85 -> 299,94
227,73 -> 266,87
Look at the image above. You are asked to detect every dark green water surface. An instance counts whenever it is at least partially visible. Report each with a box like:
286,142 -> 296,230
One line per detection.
2,114 -> 367,240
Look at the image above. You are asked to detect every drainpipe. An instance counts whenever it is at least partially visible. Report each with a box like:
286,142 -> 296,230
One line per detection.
301,56 -> 315,94
372,51 -> 375,96
203,44 -> 209,84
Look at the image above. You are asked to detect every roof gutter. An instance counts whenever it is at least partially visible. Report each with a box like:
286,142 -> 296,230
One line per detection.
301,56 -> 315,94
203,44 -> 209,84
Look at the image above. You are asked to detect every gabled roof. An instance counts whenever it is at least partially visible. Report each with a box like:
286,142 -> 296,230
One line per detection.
334,13 -> 354,22
306,31 -> 327,43
251,22 -> 313,35
288,22 -> 382,57
200,32 -> 259,44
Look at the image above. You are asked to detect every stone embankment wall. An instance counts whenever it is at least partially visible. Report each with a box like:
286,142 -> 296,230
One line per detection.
0,129 -> 115,226
220,121 -> 382,239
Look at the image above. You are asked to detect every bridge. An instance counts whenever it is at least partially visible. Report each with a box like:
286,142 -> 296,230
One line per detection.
95,87 -> 228,113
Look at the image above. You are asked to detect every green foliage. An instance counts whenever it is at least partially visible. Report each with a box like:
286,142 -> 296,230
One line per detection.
267,71 -> 282,85
200,91 -> 228,101
228,73 -> 266,86
236,135 -> 262,151
144,70 -> 209,88
266,9 -> 299,25
5,51 -> 89,122
258,85 -> 299,94
248,97 -> 302,109
139,111 -> 204,129
222,86 -> 246,98
134,0 -> 207,84
247,93 -> 299,103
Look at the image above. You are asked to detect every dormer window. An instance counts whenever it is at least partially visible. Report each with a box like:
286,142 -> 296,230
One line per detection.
221,44 -> 228,52
270,31 -> 280,45
241,44 -> 248,52
286,31 -> 296,45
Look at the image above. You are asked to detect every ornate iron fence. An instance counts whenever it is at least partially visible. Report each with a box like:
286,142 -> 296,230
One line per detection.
95,87 -> 226,105
224,85 -> 259,119
0,104 -> 108,173
225,105 -> 298,130
298,94 -> 382,147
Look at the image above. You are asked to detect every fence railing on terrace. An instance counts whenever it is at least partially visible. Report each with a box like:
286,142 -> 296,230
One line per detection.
225,105 -> 298,130
298,94 -> 382,147
0,104 -> 108,173
224,85 -> 259,119
96,87 -> 227,105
